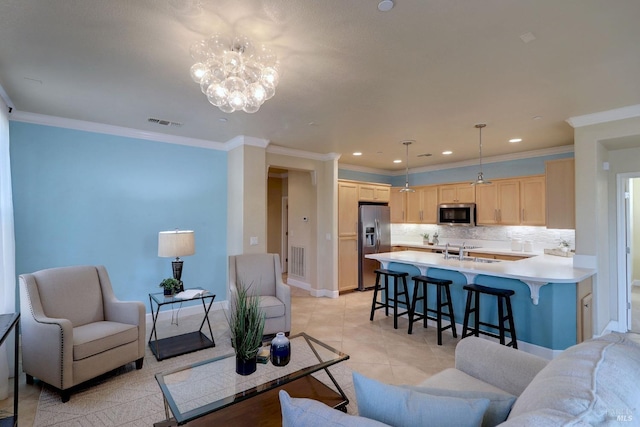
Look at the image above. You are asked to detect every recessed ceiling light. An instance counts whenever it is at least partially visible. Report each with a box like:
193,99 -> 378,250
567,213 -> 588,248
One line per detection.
218,117 -> 228,123
509,138 -> 522,143
520,32 -> 536,43
533,115 -> 542,120
442,151 -> 453,155
378,0 -> 394,12
353,152 -> 362,156
393,159 -> 402,163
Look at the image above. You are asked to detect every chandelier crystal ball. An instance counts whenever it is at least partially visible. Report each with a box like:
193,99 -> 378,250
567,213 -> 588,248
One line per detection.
189,34 -> 279,113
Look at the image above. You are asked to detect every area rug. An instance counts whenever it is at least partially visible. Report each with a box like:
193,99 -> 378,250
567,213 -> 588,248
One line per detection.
33,315 -> 356,426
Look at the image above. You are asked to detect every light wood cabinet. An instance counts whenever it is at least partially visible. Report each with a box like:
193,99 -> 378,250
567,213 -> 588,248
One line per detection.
389,188 -> 406,223
475,180 -> 520,225
546,158 -> 575,229
358,183 -> 390,203
338,237 -> 358,291
338,181 -> 358,236
438,183 -> 475,204
338,181 -> 359,291
466,251 -> 530,261
475,176 -> 545,226
406,185 -> 438,223
520,176 -> 546,226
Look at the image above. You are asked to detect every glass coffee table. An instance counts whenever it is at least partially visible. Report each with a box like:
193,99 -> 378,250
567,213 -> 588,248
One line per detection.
154,333 -> 349,426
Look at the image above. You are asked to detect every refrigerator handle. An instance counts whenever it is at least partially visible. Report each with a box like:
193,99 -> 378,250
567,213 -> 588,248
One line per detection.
375,219 -> 380,252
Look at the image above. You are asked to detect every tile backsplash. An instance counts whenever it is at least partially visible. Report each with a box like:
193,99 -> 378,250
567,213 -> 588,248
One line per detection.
391,224 -> 575,250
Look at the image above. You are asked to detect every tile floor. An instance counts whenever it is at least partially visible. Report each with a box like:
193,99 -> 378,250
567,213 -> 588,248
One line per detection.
0,287 -> 457,426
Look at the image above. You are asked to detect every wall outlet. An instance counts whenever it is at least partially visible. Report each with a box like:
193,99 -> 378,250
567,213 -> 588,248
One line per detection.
250,236 -> 258,246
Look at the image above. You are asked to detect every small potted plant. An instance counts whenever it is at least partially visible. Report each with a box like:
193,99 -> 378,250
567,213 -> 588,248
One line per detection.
159,278 -> 181,296
559,239 -> 571,253
421,233 -> 430,245
228,282 -> 265,376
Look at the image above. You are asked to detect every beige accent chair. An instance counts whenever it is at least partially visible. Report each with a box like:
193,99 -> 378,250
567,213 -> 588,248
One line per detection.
229,253 -> 291,336
19,265 -> 145,402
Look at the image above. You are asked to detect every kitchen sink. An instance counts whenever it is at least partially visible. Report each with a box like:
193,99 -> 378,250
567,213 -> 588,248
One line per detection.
473,257 -> 501,263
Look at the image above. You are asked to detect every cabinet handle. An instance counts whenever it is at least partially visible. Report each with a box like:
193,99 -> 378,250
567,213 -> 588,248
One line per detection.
420,210 -> 423,221
522,209 -> 525,221
494,209 -> 497,221
498,209 -> 502,223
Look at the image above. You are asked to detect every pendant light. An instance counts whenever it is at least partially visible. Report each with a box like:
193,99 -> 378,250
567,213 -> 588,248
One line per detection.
471,124 -> 491,185
399,140 -> 415,193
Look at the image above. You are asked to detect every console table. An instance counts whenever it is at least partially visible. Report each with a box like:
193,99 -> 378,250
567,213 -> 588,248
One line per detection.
0,313 -> 19,427
148,289 -> 216,361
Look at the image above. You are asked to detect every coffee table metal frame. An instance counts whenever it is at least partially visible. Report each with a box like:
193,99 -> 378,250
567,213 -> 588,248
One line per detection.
148,288 -> 216,361
155,332 -> 350,425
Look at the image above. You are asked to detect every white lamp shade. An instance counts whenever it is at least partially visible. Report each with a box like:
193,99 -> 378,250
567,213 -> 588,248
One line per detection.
158,230 -> 195,258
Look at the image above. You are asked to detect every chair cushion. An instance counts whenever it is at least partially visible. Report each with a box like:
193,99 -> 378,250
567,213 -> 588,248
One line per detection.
353,372 -> 490,427
73,321 -> 139,360
255,295 -> 285,319
416,368 -> 517,427
279,390 -> 390,427
33,266 -> 105,326
234,254 -> 277,296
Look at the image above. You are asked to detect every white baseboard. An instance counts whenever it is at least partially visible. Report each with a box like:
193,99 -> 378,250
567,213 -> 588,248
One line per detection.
145,300 -> 227,324
285,278 -> 339,299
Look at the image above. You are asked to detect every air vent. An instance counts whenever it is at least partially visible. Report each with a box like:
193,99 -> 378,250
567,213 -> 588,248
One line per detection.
148,117 -> 183,127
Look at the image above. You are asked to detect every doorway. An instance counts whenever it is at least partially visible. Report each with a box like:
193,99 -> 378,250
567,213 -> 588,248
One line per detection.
618,174 -> 640,333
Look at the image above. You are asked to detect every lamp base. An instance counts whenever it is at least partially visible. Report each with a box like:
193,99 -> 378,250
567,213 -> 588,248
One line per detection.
171,260 -> 184,291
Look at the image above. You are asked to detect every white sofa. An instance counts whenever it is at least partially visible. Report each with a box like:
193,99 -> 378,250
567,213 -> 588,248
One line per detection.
280,333 -> 640,426
419,333 -> 640,425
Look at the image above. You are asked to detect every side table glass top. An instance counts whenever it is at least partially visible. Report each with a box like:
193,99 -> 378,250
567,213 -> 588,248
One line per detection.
155,333 -> 349,424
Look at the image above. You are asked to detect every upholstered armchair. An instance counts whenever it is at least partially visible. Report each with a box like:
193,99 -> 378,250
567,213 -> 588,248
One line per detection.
229,253 -> 291,336
19,265 -> 145,402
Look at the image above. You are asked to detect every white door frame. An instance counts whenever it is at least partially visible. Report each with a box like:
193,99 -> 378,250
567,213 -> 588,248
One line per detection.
616,172 -> 640,331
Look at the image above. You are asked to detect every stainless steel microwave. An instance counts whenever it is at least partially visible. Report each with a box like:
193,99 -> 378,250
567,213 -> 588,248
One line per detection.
438,203 -> 476,226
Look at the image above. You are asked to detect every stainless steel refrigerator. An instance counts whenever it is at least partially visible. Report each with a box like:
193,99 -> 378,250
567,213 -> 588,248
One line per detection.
358,204 -> 391,291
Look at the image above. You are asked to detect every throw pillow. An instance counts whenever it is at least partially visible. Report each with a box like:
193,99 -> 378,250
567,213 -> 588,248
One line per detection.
278,390 -> 390,427
353,372 -> 490,427
402,385 -> 516,427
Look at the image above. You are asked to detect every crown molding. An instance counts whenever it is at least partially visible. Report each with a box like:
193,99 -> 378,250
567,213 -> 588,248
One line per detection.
337,163 -> 397,175
267,144 -> 341,162
8,110 -> 226,150
567,104 -> 640,128
225,135 -> 270,151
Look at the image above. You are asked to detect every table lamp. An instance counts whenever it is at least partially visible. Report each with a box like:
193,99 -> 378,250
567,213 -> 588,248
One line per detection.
158,230 -> 195,283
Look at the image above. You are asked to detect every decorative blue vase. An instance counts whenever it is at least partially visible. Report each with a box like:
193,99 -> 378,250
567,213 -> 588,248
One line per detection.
270,332 -> 290,367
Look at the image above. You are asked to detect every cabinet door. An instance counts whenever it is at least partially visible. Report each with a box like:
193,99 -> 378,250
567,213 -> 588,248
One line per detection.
438,185 -> 458,203
338,237 -> 358,291
475,184 -> 499,225
456,185 -> 476,203
374,186 -> 390,203
358,184 -> 390,202
520,176 -> 546,226
338,182 -> 358,236
406,190 -> 422,223
497,180 -> 520,225
389,189 -> 405,223
421,186 -> 439,223
546,158 -> 575,229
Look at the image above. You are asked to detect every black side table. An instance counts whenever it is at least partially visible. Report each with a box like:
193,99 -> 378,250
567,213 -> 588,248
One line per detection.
0,313 -> 19,427
148,289 -> 216,361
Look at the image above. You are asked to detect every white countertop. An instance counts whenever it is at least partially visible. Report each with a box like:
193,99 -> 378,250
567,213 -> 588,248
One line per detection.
393,242 -> 542,258
366,250 -> 596,304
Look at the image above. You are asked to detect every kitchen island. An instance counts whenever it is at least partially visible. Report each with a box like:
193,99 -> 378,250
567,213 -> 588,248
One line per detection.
365,250 -> 596,354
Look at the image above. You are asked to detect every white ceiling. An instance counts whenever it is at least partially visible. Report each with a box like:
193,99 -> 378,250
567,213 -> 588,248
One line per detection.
1,0 -> 639,172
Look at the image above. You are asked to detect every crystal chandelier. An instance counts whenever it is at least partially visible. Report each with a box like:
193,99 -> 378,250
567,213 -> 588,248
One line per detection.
189,34 -> 279,113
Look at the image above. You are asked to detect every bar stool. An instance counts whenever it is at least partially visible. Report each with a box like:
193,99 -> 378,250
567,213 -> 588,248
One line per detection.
370,269 -> 410,329
462,284 -> 518,348
409,276 -> 457,345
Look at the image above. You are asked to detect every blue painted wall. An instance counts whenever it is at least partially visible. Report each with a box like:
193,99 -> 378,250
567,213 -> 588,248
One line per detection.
10,122 -> 228,313
383,263 -> 576,350
338,169 -> 392,184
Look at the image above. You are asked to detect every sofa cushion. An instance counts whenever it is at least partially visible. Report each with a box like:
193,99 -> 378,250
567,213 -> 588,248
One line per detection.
408,369 -> 517,427
507,333 -> 640,424
499,408 -> 591,426
279,390 -> 390,427
73,321 -> 139,360
353,372 -> 490,427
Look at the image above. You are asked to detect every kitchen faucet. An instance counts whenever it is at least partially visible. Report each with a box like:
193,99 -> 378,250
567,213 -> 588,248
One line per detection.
444,243 -> 450,259
459,242 -> 466,261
